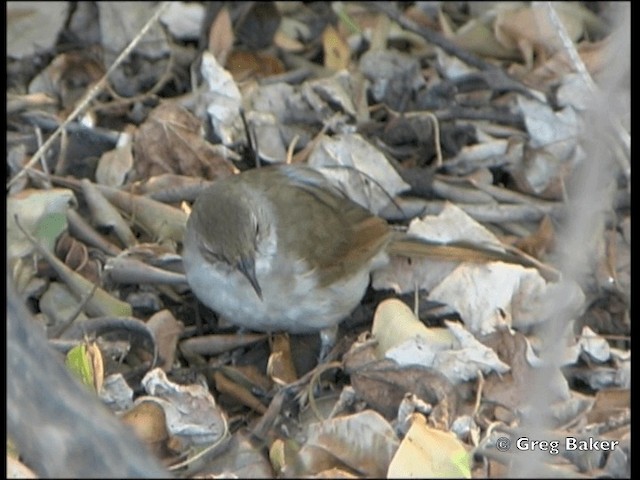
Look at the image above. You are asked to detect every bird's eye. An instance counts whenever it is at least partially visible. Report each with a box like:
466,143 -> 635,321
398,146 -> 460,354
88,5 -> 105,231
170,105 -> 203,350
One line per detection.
201,243 -> 223,262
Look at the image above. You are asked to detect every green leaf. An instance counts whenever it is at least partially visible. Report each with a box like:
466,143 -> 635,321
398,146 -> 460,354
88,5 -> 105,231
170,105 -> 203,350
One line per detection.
34,212 -> 67,251
65,344 -> 94,389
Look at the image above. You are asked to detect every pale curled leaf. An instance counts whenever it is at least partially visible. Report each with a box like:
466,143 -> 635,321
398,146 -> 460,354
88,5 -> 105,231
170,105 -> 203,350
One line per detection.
200,51 -> 244,146
372,202 -> 507,294
578,326 -> 611,363
388,414 -> 471,478
288,410 -> 399,478
95,132 -> 134,187
372,299 -> 455,359
99,373 -> 134,412
373,300 -> 509,383
104,256 -> 187,285
180,333 -> 268,357
7,1 -> 68,58
196,432 -> 273,478
429,321 -> 510,382
493,2 -> 600,58
308,133 -> 410,214
267,334 -> 297,385
142,368 -> 227,446
359,49 -> 427,106
518,95 -> 581,150
428,262 -> 540,334
91,183 -> 187,244
7,188 -> 76,262
308,71 -> 359,118
159,1 -> 205,40
453,16 -> 519,60
81,178 -> 137,247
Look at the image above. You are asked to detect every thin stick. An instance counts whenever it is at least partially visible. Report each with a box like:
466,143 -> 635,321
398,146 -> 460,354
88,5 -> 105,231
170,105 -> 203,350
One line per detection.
7,2 -> 171,188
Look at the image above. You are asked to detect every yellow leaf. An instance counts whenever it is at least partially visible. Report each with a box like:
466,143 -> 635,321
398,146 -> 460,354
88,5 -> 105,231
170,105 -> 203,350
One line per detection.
388,414 -> 472,478
322,25 -> 350,71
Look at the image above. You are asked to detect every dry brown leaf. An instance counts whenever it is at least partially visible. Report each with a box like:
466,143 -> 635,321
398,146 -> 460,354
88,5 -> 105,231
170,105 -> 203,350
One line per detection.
95,132 -> 135,187
7,92 -> 58,114
86,342 -> 105,393
130,173 -> 214,202
527,38 -> 611,87
514,215 -> 555,259
224,364 -> 273,394
345,338 -> 456,421
30,51 -> 104,110
586,389 -> 630,424
453,17 -> 520,60
133,103 -> 237,180
55,232 -> 101,285
146,310 -> 184,372
81,178 -> 137,247
273,29 -> 305,52
199,432 -> 274,478
284,410 -> 399,477
209,7 -> 234,67
226,50 -> 285,80
121,400 -> 169,446
142,368 -> 228,445
493,3 -> 595,69
28,230 -> 133,317
479,329 -> 572,411
267,334 -> 297,385
180,333 -> 267,356
213,370 -> 268,414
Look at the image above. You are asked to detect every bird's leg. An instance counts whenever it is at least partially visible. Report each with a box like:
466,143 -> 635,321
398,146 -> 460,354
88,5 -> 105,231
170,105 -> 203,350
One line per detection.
319,325 -> 338,362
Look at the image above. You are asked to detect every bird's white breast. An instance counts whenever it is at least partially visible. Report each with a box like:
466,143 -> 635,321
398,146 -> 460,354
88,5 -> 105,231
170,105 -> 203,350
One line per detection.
183,227 -> 371,334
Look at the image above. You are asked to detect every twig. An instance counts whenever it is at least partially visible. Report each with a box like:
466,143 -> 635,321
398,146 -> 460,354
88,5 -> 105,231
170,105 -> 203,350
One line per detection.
7,2 -> 171,188
305,361 -> 343,421
93,26 -> 178,112
49,283 -> 99,338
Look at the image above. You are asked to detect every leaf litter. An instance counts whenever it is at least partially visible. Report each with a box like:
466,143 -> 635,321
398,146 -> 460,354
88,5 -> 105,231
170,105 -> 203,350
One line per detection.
7,2 -> 629,478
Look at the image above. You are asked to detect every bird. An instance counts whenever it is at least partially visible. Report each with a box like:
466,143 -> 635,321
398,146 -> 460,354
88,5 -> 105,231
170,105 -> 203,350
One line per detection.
181,164 -> 535,356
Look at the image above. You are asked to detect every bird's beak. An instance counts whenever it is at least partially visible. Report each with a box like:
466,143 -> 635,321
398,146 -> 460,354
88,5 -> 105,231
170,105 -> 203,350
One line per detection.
237,255 -> 262,299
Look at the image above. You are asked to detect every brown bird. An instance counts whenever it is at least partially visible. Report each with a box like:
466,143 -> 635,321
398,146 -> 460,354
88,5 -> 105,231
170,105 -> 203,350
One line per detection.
182,164 -> 534,355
